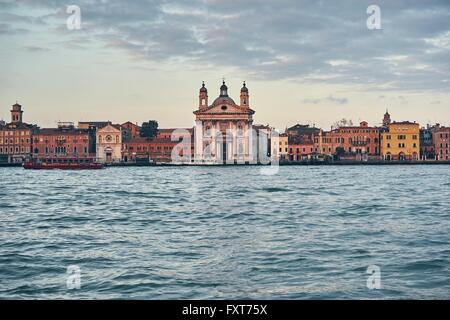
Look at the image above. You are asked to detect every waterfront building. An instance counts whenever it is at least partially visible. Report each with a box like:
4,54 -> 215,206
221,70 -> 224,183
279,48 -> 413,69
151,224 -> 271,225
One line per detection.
122,128 -> 193,163
381,121 -> 420,161
271,133 -> 288,161
253,124 -> 274,163
285,124 -> 321,161
0,103 -> 37,163
32,122 -> 94,159
420,124 -> 437,160
286,124 -> 321,144
288,143 -> 320,161
433,125 -> 450,161
121,122 -> 140,140
96,123 -> 122,163
320,121 -> 381,160
193,81 -> 255,164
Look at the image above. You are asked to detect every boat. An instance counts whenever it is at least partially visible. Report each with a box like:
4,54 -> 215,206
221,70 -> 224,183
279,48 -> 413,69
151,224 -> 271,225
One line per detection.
23,157 -> 105,170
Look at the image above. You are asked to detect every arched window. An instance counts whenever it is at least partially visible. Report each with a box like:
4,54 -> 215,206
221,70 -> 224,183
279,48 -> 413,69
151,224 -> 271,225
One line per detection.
237,124 -> 244,136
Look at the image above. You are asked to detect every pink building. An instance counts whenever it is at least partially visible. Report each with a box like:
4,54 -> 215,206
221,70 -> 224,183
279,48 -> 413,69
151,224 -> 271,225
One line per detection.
433,126 -> 450,160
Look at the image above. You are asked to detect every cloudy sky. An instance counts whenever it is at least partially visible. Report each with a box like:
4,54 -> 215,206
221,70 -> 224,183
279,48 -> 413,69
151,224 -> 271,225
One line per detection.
0,0 -> 449,129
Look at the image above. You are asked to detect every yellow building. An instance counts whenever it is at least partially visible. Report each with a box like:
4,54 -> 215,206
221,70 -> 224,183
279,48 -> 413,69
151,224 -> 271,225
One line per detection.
381,122 -> 420,161
271,133 -> 288,160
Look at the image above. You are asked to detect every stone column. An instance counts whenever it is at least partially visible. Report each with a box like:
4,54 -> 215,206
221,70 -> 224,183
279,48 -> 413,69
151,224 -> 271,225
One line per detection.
232,122 -> 237,160
214,121 -> 220,163
247,122 -> 254,163
194,120 -> 203,162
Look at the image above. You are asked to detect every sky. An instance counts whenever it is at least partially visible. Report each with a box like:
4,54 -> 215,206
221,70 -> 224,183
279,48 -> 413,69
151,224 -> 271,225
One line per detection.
0,0 -> 449,130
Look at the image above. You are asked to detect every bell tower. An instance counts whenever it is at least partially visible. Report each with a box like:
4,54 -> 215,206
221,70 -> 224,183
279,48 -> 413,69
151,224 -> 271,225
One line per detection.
383,109 -> 391,127
240,81 -> 249,108
199,81 -> 208,110
11,102 -> 23,124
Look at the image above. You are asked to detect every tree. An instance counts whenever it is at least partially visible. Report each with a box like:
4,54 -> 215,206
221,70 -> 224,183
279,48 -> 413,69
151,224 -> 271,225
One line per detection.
335,147 -> 346,156
140,120 -> 159,138
333,118 -> 353,129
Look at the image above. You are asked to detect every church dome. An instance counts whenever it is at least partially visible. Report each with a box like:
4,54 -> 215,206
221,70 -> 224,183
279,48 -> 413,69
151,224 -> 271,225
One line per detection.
212,80 -> 236,105
213,96 -> 236,106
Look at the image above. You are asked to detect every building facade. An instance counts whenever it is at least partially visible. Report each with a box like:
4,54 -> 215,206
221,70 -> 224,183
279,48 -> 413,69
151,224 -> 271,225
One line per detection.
122,128 -> 193,163
285,124 -> 321,161
433,126 -> 450,161
32,123 -> 94,159
96,123 -> 122,163
288,143 -> 320,161
121,122 -> 140,140
271,133 -> 288,161
0,103 -> 37,163
320,121 -> 381,160
194,81 -> 255,164
381,121 -> 420,161
420,124 -> 437,160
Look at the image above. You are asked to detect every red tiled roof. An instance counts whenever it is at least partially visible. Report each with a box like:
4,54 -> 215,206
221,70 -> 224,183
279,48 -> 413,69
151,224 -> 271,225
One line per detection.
36,128 -> 90,135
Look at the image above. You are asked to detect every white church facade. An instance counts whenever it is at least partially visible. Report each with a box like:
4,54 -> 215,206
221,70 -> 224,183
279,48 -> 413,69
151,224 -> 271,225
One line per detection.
193,81 -> 256,164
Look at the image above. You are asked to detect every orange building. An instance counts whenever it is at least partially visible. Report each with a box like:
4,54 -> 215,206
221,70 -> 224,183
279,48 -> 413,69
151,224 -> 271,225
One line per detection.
321,121 -> 381,159
288,143 -> 320,161
0,103 -> 37,163
286,124 -> 321,161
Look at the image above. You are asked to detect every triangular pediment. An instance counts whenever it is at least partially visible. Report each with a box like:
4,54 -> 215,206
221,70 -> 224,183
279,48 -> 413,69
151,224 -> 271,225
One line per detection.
98,124 -> 121,133
209,104 -> 245,114
195,104 -> 254,115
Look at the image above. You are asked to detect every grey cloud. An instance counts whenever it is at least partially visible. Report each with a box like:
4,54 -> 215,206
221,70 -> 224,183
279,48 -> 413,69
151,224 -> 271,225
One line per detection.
23,45 -> 50,52
0,22 -> 29,35
326,95 -> 349,105
302,95 -> 349,105
302,98 -> 321,105
5,0 -> 450,92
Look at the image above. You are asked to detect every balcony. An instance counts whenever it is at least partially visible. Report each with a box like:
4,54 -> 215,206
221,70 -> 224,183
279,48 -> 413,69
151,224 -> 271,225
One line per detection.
350,140 -> 369,146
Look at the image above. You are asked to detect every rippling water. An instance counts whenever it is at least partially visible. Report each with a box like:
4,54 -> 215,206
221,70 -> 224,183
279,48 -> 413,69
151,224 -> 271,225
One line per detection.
0,166 -> 449,299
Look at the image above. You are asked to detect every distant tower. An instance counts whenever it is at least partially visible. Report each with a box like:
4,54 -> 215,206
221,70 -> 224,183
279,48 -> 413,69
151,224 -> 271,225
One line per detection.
240,81 -> 249,108
199,81 -> 208,110
11,102 -> 23,123
383,109 -> 391,127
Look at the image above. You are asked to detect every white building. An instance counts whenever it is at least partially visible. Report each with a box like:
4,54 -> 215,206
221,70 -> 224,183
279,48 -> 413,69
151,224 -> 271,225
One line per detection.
96,123 -> 122,163
193,81 -> 255,164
